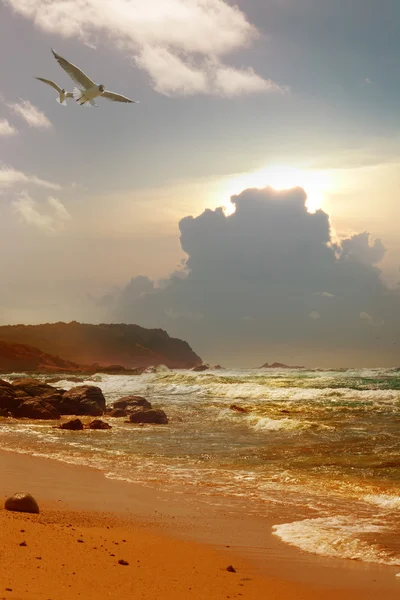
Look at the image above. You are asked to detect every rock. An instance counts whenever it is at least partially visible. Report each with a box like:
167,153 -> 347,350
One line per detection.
60,386 -> 106,416
229,404 -> 249,414
88,419 -> 112,430
0,378 -> 13,389
129,409 -> 168,425
5,492 -> 40,514
13,399 -> 60,420
59,418 -> 84,430
118,559 -> 129,566
226,565 -> 236,573
11,378 -> 55,397
192,364 -> 209,372
113,396 -> 152,411
0,381 -> 17,411
109,408 -> 128,418
0,407 -> 10,417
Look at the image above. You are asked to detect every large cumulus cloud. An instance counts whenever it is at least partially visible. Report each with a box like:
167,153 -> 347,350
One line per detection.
112,187 -> 400,367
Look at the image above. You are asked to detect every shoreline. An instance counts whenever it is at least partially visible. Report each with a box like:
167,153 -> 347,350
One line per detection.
0,448 -> 398,599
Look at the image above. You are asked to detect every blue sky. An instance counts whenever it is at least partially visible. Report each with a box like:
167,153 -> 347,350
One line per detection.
1,0 -> 400,366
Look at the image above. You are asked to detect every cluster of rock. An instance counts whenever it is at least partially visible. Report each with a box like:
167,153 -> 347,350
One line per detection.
0,378 -> 105,420
105,396 -> 168,424
0,378 -> 168,425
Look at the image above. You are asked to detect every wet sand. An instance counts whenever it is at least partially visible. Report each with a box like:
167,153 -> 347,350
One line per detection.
0,449 -> 398,599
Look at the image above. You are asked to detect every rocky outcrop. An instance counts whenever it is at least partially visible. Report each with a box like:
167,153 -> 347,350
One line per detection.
58,386 -> 106,416
192,364 -> 209,372
113,396 -> 152,411
5,492 -> 40,514
0,378 -> 106,419
88,419 -> 112,430
128,409 -> 168,425
13,399 -> 60,420
59,418 -> 84,430
0,321 -> 202,369
108,408 -> 128,418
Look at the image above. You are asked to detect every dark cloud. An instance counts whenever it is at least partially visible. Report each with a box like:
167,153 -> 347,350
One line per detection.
112,187 -> 400,367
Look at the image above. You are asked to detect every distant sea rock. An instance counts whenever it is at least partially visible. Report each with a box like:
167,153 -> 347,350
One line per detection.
260,362 -> 305,369
0,321 -> 202,370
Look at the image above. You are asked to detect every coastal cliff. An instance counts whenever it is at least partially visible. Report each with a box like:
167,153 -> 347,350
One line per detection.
0,322 -> 202,370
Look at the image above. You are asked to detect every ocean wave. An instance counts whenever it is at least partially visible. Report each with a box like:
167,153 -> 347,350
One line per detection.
272,516 -> 400,566
364,494 -> 400,510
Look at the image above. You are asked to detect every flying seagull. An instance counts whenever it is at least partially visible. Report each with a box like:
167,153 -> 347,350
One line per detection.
35,77 -> 73,105
51,49 -> 139,107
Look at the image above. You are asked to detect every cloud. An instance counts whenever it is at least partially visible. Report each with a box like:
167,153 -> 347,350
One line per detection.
6,0 -> 287,97
0,164 -> 61,189
8,99 -> 51,128
13,192 -> 71,233
111,185 -> 400,367
0,118 -> 18,136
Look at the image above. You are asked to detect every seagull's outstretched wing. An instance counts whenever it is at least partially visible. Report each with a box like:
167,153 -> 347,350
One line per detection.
35,77 -> 62,93
102,90 -> 139,103
65,92 -> 74,98
51,49 -> 95,90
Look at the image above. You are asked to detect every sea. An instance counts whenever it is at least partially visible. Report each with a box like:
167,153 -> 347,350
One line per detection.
0,367 -> 399,569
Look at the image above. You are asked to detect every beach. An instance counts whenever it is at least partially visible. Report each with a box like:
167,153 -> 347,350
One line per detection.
0,449 -> 399,600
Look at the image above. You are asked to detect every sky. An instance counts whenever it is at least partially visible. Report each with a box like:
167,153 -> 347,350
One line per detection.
1,0 -> 400,367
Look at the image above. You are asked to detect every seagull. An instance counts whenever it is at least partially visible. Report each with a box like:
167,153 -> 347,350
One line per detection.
35,77 -> 73,105
51,49 -> 139,107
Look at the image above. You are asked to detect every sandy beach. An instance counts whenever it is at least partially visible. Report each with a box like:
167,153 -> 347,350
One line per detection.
0,449 -> 398,600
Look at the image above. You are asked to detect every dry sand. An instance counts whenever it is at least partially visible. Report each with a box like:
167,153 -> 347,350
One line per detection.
0,450 -> 398,599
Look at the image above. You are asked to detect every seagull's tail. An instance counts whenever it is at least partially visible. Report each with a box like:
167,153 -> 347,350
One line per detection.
56,97 -> 67,106
72,86 -> 90,106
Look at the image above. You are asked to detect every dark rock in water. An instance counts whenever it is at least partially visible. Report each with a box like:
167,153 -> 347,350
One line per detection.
0,381 -> 17,411
113,396 -> 151,411
13,399 -> 60,420
260,362 -> 304,369
192,364 -> 209,372
11,378 -> 55,397
118,559 -> 129,566
5,492 -> 40,514
226,565 -> 236,573
109,408 -> 128,418
0,378 -> 13,389
230,404 -> 249,414
129,409 -> 168,425
88,419 -> 112,430
60,385 -> 106,416
0,407 -> 10,417
60,418 -> 84,430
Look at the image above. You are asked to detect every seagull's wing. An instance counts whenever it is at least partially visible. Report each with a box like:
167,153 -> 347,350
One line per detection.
102,90 -> 139,103
35,77 -> 62,93
65,92 -> 74,98
51,49 -> 95,90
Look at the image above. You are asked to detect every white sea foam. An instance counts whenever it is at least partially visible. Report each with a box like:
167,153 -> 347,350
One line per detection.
364,494 -> 400,510
272,516 -> 400,566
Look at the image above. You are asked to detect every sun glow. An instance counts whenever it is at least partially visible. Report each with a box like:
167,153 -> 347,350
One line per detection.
217,165 -> 332,215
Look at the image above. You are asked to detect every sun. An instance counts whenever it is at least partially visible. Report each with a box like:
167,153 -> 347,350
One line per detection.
216,165 -> 332,215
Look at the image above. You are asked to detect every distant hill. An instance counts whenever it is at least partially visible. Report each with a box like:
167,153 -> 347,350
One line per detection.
0,322 -> 201,369
0,340 -> 82,373
260,362 -> 305,369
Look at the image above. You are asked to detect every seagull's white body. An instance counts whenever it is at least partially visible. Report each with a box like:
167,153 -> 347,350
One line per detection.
35,77 -> 73,106
51,49 -> 139,107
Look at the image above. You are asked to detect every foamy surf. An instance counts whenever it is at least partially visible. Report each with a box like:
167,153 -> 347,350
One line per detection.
272,516 -> 400,566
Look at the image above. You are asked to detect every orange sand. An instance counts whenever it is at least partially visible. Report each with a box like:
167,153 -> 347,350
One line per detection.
0,450 -> 398,599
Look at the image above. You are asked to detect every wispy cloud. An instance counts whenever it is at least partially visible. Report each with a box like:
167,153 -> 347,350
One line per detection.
6,0 -> 287,97
0,164 -> 61,190
13,192 -> 71,233
8,99 -> 51,128
0,118 -> 18,136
